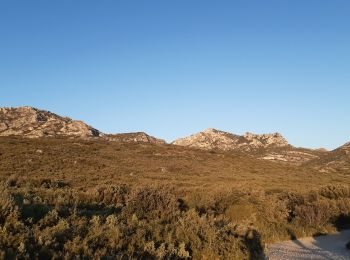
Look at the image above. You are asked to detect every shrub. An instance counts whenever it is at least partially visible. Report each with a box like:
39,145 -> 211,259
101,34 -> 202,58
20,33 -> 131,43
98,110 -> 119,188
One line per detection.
0,183 -> 16,221
319,185 -> 350,200
96,184 -> 130,205
2,174 -> 350,258
124,186 -> 179,219
294,200 -> 334,227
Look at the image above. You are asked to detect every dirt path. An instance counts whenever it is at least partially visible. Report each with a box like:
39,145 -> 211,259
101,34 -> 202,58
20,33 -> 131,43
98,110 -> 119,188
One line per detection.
268,230 -> 350,260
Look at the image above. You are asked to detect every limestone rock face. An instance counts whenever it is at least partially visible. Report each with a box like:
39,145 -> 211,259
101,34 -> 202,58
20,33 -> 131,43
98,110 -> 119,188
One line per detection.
0,106 -> 166,145
243,132 -> 289,148
172,128 -> 327,164
0,106 -> 101,138
105,132 -> 166,144
172,128 -> 289,152
172,128 -> 244,151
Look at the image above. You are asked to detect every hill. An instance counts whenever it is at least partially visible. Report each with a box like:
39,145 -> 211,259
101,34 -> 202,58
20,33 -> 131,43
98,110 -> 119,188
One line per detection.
0,106 -> 101,138
173,128 -> 325,164
173,128 -> 289,151
105,132 -> 166,144
308,141 -> 350,173
1,106 -> 350,258
0,107 -> 164,144
1,136 -> 350,259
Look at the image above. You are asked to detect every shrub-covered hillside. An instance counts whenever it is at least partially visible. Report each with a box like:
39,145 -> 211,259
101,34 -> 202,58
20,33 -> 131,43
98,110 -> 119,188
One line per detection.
1,137 -> 350,259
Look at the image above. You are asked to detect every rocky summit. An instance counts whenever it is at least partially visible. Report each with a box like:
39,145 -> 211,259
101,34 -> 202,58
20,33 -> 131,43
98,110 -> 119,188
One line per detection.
1,106 -> 347,168
0,107 -> 164,144
0,106 -> 101,138
172,128 -> 327,164
172,128 -> 289,152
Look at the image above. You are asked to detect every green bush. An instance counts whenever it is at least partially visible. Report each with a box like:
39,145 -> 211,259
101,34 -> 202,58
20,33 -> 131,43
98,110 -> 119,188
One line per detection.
2,176 -> 350,259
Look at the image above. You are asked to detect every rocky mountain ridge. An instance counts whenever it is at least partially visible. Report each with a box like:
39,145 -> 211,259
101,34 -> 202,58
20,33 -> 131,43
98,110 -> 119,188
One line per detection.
0,106 -> 101,138
172,128 -> 289,152
1,106 -> 348,170
0,107 -> 164,144
172,128 -> 327,164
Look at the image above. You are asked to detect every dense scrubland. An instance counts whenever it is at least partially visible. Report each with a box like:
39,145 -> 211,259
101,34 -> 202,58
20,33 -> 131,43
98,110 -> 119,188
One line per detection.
1,137 -> 350,259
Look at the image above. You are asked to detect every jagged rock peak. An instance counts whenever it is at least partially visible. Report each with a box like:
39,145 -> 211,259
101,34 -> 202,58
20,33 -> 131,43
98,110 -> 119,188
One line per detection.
105,132 -> 166,144
172,128 -> 289,151
172,128 -> 241,151
243,132 -> 289,147
0,106 -> 101,138
0,106 -> 167,144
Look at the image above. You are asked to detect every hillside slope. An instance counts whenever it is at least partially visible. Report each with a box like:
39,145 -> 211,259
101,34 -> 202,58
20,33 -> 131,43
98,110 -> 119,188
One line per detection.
105,132 -> 166,144
2,136 -> 350,259
308,141 -> 350,173
0,136 -> 343,190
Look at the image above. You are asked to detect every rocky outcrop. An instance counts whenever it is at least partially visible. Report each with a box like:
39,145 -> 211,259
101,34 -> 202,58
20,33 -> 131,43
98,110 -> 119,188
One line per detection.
3,106 -> 348,169
172,128 -> 326,164
172,128 -> 244,151
0,106 -> 166,145
172,128 -> 289,152
243,132 -> 289,148
0,106 -> 101,138
105,132 -> 166,144
260,149 -> 323,164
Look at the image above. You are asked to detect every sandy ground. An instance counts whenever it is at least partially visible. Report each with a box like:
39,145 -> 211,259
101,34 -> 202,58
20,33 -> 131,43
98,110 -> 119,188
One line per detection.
268,230 -> 350,260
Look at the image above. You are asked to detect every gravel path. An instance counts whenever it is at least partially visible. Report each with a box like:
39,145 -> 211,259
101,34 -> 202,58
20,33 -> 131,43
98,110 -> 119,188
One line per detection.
268,230 -> 350,260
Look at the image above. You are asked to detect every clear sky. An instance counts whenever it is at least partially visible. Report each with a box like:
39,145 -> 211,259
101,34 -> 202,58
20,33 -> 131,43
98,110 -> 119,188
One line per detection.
1,1 -> 349,150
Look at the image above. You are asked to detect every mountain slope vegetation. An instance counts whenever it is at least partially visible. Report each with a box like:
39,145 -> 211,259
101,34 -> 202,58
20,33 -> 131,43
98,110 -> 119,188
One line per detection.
1,136 -> 350,259
0,107 -> 350,258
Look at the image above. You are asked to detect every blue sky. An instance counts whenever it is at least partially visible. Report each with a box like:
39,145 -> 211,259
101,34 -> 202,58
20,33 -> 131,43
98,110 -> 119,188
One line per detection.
1,1 -> 349,149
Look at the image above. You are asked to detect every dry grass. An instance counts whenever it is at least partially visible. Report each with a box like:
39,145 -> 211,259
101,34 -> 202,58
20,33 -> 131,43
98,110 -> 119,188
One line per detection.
1,137 -> 348,191
1,137 -> 350,259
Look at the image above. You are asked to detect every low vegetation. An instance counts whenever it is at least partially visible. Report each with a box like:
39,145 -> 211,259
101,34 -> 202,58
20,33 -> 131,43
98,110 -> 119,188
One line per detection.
1,137 -> 350,259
